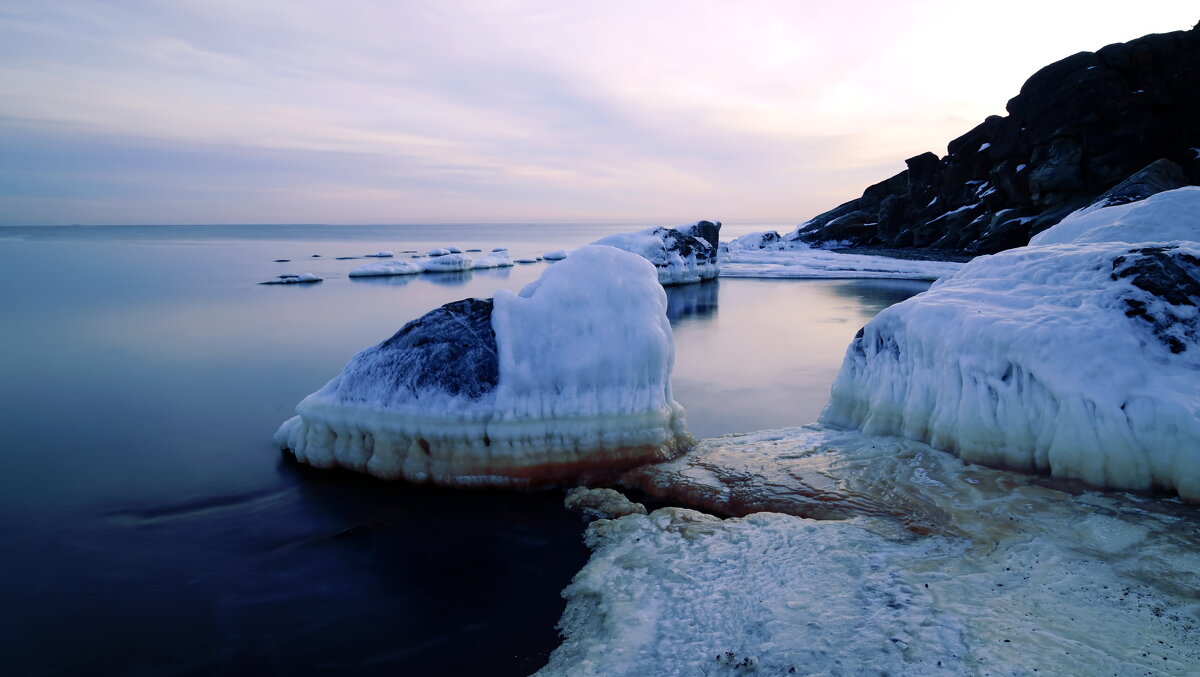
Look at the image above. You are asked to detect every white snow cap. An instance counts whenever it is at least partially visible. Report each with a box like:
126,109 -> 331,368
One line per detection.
470,250 -> 514,269
1030,186 -> 1200,246
822,240 -> 1200,501
419,252 -> 473,272
275,244 -> 690,487
542,249 -> 570,261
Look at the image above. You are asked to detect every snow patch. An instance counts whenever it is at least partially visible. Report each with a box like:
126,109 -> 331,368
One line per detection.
1029,186 -> 1200,246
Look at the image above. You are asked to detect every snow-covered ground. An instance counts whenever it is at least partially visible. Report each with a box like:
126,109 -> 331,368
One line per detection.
536,426 -> 1200,676
275,245 -> 691,487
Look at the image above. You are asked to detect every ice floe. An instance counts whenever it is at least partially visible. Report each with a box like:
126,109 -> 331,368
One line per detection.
260,273 -> 322,285
592,221 -> 721,285
348,260 -> 423,277
275,245 -> 691,487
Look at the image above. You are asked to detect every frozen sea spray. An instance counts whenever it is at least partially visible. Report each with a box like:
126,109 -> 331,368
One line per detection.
592,220 -> 720,285
821,237 -> 1200,500
275,245 -> 691,487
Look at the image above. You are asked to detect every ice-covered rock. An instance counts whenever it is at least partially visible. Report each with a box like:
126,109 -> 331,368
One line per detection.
419,252 -> 473,273
724,230 -> 781,251
348,260 -> 423,277
515,257 -> 539,264
275,245 -> 691,487
822,239 -> 1200,500
563,487 -> 646,521
427,247 -> 463,257
543,249 -> 569,261
1029,185 -> 1200,246
363,250 -> 394,258
592,220 -> 721,285
470,250 -> 514,269
491,247 -> 508,252
261,273 -> 322,285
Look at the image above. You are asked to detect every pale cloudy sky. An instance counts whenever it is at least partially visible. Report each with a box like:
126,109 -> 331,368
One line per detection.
0,1 -> 1195,225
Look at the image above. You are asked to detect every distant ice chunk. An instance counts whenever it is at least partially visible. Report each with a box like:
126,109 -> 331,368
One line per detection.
348,260 -> 423,277
275,245 -> 691,487
592,220 -> 721,285
470,250 -> 514,269
543,249 -> 569,261
419,252 -> 474,272
822,241 -> 1200,500
261,273 -> 322,285
723,230 -> 781,252
1029,186 -> 1200,246
363,250 -> 394,258
427,247 -> 464,257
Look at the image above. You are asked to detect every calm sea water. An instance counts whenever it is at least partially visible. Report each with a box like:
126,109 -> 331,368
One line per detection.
0,223 -> 928,676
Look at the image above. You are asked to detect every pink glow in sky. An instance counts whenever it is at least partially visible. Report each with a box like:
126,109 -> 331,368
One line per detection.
0,1 -> 1195,225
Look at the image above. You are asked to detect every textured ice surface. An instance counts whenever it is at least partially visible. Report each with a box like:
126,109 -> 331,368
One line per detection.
348,260 -> 423,277
539,425 -> 1200,676
720,246 -> 962,280
822,241 -> 1200,500
1030,186 -> 1200,246
275,245 -> 690,487
260,273 -> 322,285
418,252 -> 473,272
470,250 -> 514,269
592,221 -> 720,285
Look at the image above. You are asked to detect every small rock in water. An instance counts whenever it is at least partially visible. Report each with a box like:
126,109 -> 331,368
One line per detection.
261,273 -> 322,285
543,249 -> 570,261
273,259 -> 290,262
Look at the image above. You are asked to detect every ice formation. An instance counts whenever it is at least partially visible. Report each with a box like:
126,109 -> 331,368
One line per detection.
418,252 -> 474,273
592,220 -> 721,285
543,250 -> 569,261
1029,185 -> 1200,245
363,250 -> 394,258
720,246 -> 962,280
470,250 -> 514,269
275,245 -> 690,487
562,487 -> 646,520
348,260 -> 423,277
539,424 -> 1200,676
822,239 -> 1200,500
260,273 -> 321,285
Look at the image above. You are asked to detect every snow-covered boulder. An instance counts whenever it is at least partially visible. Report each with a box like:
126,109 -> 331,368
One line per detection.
724,230 -> 781,252
543,249 -> 569,261
363,250 -> 394,258
592,220 -> 721,285
427,247 -> 463,257
419,252 -> 473,272
261,273 -> 322,285
822,239 -> 1200,501
348,260 -> 423,277
275,245 -> 691,487
470,250 -> 514,269
1030,185 -> 1200,246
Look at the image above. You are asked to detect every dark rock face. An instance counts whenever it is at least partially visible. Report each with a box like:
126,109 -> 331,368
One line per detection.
791,24 -> 1200,254
1111,246 -> 1200,354
679,220 -> 722,251
333,298 -> 499,402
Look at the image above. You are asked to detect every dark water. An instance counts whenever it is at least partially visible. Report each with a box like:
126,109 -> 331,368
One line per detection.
0,224 -> 928,675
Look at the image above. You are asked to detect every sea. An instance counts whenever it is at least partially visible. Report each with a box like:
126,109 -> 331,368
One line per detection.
0,222 -> 930,675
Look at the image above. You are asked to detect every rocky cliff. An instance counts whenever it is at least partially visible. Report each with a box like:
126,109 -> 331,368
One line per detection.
788,22 -> 1200,254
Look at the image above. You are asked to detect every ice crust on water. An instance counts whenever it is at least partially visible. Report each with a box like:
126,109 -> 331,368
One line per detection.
720,246 -> 962,280
1030,186 -> 1200,246
275,245 -> 690,487
822,237 -> 1200,500
592,221 -> 720,285
545,425 -> 1200,676
348,260 -> 423,277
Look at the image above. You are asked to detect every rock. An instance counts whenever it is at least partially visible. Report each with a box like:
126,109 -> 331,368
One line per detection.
563,487 -> 647,520
593,220 -> 722,285
788,24 -> 1200,254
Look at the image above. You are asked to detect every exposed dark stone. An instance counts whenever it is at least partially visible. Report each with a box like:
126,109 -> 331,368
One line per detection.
335,298 -> 499,401
679,220 -> 722,251
789,24 -> 1200,254
1110,247 -> 1200,353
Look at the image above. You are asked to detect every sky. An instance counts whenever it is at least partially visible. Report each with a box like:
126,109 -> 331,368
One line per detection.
0,1 -> 1195,226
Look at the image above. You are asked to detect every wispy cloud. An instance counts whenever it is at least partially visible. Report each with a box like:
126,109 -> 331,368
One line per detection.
0,0 -> 1195,224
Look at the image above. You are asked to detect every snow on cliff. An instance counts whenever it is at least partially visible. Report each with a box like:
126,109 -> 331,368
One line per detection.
1030,185 -> 1200,246
275,245 -> 690,487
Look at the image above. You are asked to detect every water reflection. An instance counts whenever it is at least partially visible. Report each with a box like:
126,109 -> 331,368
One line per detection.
348,274 -> 416,288
826,279 -> 931,315
473,266 -> 513,281
665,280 -> 719,324
422,270 -> 473,286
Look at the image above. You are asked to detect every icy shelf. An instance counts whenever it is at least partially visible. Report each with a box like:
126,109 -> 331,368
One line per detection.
348,260 -> 422,277
822,238 -> 1200,501
592,220 -> 721,285
275,245 -> 691,487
